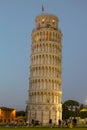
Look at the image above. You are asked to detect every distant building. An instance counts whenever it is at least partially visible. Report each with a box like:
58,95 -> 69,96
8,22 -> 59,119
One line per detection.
28,13 -> 62,125
0,107 -> 16,123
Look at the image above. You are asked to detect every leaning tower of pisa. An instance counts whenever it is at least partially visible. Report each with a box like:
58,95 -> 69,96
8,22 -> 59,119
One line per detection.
28,13 -> 62,125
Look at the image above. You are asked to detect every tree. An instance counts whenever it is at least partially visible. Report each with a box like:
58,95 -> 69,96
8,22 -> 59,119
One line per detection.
62,100 -> 80,119
80,108 -> 87,118
16,111 -> 26,117
62,104 -> 70,120
79,104 -> 84,110
64,100 -> 79,110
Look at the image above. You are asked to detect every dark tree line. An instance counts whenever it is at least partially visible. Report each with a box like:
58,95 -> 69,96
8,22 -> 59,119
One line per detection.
62,99 -> 87,119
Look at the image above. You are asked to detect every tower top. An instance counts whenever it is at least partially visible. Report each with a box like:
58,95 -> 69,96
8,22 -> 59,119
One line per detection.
35,14 -> 58,30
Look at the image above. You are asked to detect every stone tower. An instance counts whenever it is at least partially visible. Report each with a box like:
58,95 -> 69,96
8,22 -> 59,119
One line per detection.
28,14 -> 62,125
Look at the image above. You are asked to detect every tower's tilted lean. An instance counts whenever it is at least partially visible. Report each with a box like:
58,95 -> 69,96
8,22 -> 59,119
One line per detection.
28,13 -> 62,125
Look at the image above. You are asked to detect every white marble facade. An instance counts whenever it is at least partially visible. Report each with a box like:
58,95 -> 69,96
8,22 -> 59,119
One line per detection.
28,14 -> 62,125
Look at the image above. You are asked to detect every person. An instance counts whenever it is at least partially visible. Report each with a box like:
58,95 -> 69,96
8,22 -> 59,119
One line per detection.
68,119 -> 73,128
65,120 -> 68,127
73,117 -> 77,127
31,119 -> 34,127
58,119 -> 61,127
49,119 -> 52,128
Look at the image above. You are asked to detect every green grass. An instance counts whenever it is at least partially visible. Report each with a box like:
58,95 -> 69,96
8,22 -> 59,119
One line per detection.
0,128 -> 87,130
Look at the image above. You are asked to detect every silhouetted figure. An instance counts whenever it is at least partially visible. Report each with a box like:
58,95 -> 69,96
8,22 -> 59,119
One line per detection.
49,119 -> 52,128
58,119 -> 61,127
32,119 -> 34,126
73,118 -> 77,127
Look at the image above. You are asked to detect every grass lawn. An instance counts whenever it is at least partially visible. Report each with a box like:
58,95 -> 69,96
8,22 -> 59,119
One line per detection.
0,127 -> 87,130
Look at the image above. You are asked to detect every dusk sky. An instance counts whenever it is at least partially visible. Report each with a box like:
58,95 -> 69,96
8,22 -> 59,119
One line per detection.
0,0 -> 87,111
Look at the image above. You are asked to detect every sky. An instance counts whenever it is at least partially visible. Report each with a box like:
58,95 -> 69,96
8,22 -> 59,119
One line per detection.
0,0 -> 87,111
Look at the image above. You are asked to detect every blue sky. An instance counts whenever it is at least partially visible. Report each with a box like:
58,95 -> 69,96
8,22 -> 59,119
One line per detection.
0,0 -> 87,110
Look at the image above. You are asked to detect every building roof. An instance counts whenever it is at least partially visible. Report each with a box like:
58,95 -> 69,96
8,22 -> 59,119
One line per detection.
0,107 -> 15,111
